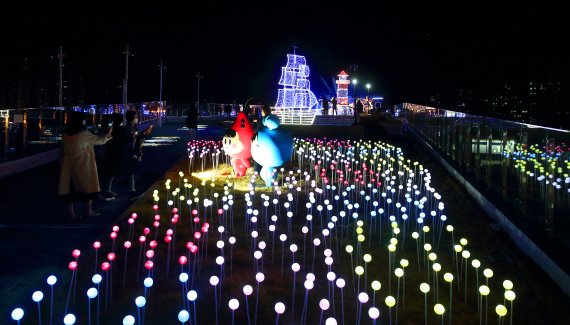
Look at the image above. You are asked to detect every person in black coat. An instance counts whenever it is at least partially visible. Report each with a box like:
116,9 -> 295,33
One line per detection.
186,106 -> 198,139
101,111 -> 146,200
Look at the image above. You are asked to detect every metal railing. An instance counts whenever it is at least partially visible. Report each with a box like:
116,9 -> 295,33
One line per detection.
0,102 -> 165,163
404,105 -> 570,232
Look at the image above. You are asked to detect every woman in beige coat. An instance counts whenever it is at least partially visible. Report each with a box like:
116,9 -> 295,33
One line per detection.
58,111 -> 112,220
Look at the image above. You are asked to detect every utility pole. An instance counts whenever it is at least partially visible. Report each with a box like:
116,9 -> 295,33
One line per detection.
123,44 -> 130,113
196,72 -> 203,115
159,61 -> 165,126
57,46 -> 64,107
159,61 -> 164,102
350,63 -> 358,125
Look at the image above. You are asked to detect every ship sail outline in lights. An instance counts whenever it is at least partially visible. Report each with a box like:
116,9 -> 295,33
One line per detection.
275,53 -> 318,109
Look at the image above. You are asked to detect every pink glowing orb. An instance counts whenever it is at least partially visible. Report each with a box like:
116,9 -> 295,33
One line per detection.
128,218 -> 134,224
186,242 -> 195,250
203,222 -> 210,228
153,205 -> 159,210
72,249 -> 81,258
201,226 -> 208,233
68,261 -> 78,271
218,209 -> 224,215
93,241 -> 101,249
190,246 -> 198,254
172,208 -> 179,213
112,225 -> 119,232
192,210 -> 198,216
145,260 -> 154,270
154,215 -> 160,221
146,250 -> 154,259
194,232 -> 202,239
171,217 -> 179,224
229,298 -> 240,310
139,236 -> 146,243
131,213 -> 138,219
243,285 -> 253,296
319,299 -> 330,310
153,221 -> 160,228
166,229 -> 174,236
124,241 -> 132,249
193,217 -> 201,224
107,253 -> 116,261
165,236 -> 172,243
110,232 -> 117,239
101,262 -> 110,271
143,228 -> 151,235
209,276 -> 219,286
275,302 -> 286,314
179,256 -> 188,265
149,240 -> 157,249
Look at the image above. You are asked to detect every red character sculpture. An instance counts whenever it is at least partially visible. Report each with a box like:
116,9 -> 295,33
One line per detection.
222,112 -> 254,177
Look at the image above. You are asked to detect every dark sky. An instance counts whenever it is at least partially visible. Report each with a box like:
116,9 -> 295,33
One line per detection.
1,1 -> 566,107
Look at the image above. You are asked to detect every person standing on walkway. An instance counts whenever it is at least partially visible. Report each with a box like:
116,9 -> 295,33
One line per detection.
58,110 -> 112,220
102,111 -> 147,200
186,105 -> 198,139
331,97 -> 337,116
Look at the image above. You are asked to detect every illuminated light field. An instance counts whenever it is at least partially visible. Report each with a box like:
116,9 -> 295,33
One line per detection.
10,138 -> 521,325
505,142 -> 570,198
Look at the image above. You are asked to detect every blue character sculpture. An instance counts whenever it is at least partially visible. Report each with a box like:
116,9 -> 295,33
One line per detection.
251,114 -> 293,186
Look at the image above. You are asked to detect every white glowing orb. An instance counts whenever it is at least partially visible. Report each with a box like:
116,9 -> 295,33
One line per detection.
135,296 -> 146,307
92,274 -> 102,285
229,298 -> 240,310
87,288 -> 98,299
47,275 -> 57,286
178,310 -> 190,322
63,313 -> 76,325
32,291 -> 44,302
11,308 -> 24,321
123,315 -> 135,325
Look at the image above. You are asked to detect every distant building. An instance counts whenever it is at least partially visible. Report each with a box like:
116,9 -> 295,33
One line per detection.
428,80 -> 566,129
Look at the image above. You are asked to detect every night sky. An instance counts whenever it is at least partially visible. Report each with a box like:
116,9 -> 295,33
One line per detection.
1,2 -> 566,108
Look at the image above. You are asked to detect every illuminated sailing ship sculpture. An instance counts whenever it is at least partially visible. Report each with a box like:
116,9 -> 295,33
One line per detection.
273,53 -> 318,125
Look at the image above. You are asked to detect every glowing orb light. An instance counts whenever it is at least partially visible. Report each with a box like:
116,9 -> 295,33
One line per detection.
32,291 -> 44,302
178,310 -> 190,322
123,315 -> 135,325
227,298 -> 239,311
63,313 -> 76,325
434,303 -> 445,315
11,308 -> 24,321
87,288 -> 98,299
275,302 -> 286,314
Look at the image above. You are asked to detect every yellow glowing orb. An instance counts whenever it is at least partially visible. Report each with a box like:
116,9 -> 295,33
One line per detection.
434,303 -> 445,315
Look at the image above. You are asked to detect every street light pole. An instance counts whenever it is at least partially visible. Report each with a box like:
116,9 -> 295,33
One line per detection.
196,72 -> 203,115
57,46 -> 64,107
159,60 -> 165,126
123,44 -> 130,113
